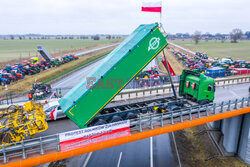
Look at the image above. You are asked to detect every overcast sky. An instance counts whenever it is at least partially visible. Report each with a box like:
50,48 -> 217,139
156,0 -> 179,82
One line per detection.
0,0 -> 249,35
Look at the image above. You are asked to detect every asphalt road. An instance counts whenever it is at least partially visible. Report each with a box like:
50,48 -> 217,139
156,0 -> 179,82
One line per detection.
85,133 -> 177,167
169,42 -> 195,55
50,133 -> 177,167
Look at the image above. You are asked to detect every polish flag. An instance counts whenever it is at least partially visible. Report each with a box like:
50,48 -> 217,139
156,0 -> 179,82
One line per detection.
142,1 -> 162,13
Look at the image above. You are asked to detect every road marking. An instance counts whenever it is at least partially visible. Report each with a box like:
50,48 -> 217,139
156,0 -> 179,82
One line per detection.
117,152 -> 123,167
82,152 -> 92,167
172,132 -> 182,167
150,137 -> 153,167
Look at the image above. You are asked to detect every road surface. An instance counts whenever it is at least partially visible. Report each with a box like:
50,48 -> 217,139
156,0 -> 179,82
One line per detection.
169,42 -> 195,55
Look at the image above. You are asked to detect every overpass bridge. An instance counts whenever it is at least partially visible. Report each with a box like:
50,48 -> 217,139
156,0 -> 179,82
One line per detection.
1,96 -> 249,166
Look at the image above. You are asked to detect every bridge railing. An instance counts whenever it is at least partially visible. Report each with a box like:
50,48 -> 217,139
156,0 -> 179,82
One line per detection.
0,96 -> 249,164
129,97 -> 250,132
0,75 -> 249,107
115,75 -> 250,101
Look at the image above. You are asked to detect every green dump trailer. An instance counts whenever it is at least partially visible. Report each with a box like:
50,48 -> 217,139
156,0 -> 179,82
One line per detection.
59,23 -> 168,128
179,70 -> 215,104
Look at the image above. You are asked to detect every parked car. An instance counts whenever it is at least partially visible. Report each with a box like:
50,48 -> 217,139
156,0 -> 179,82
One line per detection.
43,101 -> 66,120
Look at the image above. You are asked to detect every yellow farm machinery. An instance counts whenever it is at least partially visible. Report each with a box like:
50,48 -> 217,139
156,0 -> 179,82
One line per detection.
0,101 -> 48,145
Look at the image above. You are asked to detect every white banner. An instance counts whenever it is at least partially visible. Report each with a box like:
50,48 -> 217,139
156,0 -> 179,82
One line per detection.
59,120 -> 130,142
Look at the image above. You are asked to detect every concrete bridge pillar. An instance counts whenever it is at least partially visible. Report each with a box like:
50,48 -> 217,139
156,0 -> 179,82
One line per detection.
238,113 -> 250,164
210,120 -> 221,129
221,115 -> 243,153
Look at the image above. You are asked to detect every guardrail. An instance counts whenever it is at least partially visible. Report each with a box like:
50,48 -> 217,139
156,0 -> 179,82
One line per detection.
0,96 -> 249,164
0,75 -> 249,109
114,75 -> 250,101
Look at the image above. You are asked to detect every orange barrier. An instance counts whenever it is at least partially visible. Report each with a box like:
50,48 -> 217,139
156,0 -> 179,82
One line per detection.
2,107 -> 250,167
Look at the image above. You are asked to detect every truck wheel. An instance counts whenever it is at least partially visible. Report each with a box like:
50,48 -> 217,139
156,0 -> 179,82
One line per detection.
125,112 -> 137,120
110,115 -> 122,123
94,119 -> 107,126
198,100 -> 208,105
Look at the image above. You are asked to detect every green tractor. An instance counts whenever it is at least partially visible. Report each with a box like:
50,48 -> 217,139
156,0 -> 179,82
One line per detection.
50,58 -> 61,67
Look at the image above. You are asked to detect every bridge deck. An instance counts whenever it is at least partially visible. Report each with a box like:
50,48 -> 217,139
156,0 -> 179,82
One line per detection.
1,98 -> 249,167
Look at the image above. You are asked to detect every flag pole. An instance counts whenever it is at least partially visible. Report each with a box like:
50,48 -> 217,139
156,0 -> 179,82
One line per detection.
160,11 -> 162,28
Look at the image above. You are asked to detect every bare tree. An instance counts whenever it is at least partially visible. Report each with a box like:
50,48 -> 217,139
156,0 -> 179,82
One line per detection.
193,31 -> 201,44
230,28 -> 243,43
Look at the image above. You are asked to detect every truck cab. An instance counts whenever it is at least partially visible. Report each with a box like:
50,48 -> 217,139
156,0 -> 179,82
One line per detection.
179,70 -> 215,104
30,57 -> 39,65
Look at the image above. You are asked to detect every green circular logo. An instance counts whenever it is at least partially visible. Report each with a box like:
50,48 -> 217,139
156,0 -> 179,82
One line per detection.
148,37 -> 160,51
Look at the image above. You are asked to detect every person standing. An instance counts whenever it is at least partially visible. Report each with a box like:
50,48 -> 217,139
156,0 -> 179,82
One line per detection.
28,93 -> 33,100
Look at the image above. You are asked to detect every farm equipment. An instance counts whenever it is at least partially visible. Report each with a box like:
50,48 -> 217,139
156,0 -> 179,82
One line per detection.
0,75 -> 10,85
62,56 -> 70,64
50,58 -> 61,67
195,52 -> 208,59
30,64 -> 40,74
30,57 -> 39,65
136,66 -> 159,79
179,70 -> 215,104
0,101 -> 48,145
1,73 -> 18,82
2,65 -> 24,80
23,62 -> 37,75
30,82 -> 51,100
220,58 -> 232,66
40,59 -> 51,69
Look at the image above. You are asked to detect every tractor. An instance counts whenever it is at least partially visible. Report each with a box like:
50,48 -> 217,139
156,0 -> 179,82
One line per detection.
136,66 -> 159,79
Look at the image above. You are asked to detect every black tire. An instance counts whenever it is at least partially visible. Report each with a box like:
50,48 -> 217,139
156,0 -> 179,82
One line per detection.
94,119 -> 107,126
198,100 -> 209,105
125,112 -> 137,120
110,115 -> 122,123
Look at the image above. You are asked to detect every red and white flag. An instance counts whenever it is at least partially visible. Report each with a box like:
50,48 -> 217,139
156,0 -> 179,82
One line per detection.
50,109 -> 57,120
142,1 -> 162,13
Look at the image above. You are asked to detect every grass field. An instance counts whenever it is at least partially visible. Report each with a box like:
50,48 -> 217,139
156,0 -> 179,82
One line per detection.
170,40 -> 250,61
0,38 -> 121,62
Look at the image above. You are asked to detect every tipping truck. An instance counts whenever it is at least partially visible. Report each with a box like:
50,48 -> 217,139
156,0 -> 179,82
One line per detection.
179,70 -> 215,104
